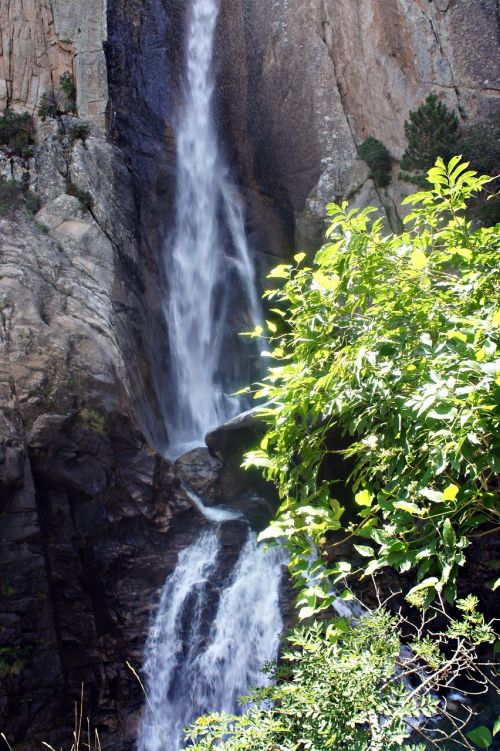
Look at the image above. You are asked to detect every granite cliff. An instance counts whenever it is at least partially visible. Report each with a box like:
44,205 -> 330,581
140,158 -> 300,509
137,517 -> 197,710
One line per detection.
0,0 -> 498,747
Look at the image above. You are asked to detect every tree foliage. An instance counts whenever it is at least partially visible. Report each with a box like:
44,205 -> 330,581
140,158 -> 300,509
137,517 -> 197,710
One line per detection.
187,601 -> 498,751
246,157 -> 500,609
358,137 -> 392,188
0,108 -> 34,158
400,93 -> 459,187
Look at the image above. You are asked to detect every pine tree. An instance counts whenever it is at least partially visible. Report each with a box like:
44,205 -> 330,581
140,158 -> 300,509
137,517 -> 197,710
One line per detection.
400,92 -> 459,186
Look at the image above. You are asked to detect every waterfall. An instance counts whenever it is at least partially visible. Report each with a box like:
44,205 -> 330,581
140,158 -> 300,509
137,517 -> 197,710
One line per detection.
137,1 -> 285,750
137,530 -> 286,751
164,0 -> 261,456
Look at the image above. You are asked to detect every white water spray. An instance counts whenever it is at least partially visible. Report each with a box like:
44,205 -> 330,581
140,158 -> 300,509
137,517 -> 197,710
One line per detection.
137,530 -> 285,751
165,0 -> 261,454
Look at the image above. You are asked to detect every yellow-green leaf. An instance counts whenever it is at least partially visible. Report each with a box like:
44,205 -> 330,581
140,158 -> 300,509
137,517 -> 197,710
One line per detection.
294,252 -> 306,264
410,249 -> 428,270
313,271 -> 340,291
442,484 -> 459,501
446,330 -> 467,343
355,489 -> 373,507
394,501 -> 425,516
268,265 -> 291,279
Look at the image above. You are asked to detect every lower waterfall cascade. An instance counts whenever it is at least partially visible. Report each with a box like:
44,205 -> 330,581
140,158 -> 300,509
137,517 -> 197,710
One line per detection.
137,529 -> 286,751
137,0 -> 286,748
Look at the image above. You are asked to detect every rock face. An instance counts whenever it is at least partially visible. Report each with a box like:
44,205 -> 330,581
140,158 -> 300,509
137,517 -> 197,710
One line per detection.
216,0 -> 500,243
0,0 -> 498,748
0,0 -> 108,126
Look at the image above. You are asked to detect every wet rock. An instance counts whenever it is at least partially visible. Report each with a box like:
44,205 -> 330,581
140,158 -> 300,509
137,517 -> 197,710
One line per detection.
206,410 -> 279,530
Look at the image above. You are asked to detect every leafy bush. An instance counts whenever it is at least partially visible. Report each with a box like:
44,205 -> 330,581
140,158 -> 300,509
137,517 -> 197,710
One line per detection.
246,158 -> 499,608
0,176 -> 24,214
0,108 -> 34,158
0,176 -> 41,216
187,603 -> 498,751
400,93 -> 459,187
358,136 -> 392,188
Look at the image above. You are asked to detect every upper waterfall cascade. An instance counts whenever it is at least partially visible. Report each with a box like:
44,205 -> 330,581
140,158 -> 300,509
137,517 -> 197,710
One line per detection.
164,0 -> 261,456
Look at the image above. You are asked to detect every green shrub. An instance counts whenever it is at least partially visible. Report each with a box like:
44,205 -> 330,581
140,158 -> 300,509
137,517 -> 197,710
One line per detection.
400,93 -> 459,186
0,176 -> 41,216
38,91 -> 58,121
0,108 -> 34,158
38,73 -> 77,120
245,158 -> 499,608
358,136 -> 392,187
187,603 -> 498,751
67,121 -> 91,143
0,176 -> 23,214
66,180 -> 94,211
59,71 -> 77,114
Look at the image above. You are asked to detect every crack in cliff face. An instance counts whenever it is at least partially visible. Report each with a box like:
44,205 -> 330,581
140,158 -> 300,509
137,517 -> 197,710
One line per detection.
316,0 -> 358,147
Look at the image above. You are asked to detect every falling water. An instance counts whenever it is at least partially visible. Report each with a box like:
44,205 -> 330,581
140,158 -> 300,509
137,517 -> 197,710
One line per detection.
164,0 -> 261,454
137,530 -> 286,751
138,1 -> 285,749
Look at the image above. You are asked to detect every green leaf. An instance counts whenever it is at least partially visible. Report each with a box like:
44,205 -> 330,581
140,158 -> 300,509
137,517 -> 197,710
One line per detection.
294,252 -> 306,264
420,488 -> 443,503
313,271 -> 340,291
268,265 -> 291,279
353,544 -> 374,558
466,726 -> 493,749
442,518 -> 456,550
257,525 -> 284,542
493,717 -> 500,737
298,606 -> 317,620
407,577 -> 439,596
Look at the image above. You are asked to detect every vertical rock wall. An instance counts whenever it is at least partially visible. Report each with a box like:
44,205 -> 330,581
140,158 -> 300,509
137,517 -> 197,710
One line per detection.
216,0 -> 499,244
0,0 -> 108,126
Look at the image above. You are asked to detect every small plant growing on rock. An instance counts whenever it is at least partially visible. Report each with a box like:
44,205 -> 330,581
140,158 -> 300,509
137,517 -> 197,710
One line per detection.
79,406 -> 107,435
59,71 -> 77,114
66,179 -> 94,211
0,176 -> 23,215
38,90 -> 59,121
38,72 -> 77,121
0,176 -> 41,217
459,110 -> 500,176
67,121 -> 91,143
0,108 -> 35,158
358,136 -> 392,188
400,92 -> 459,187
